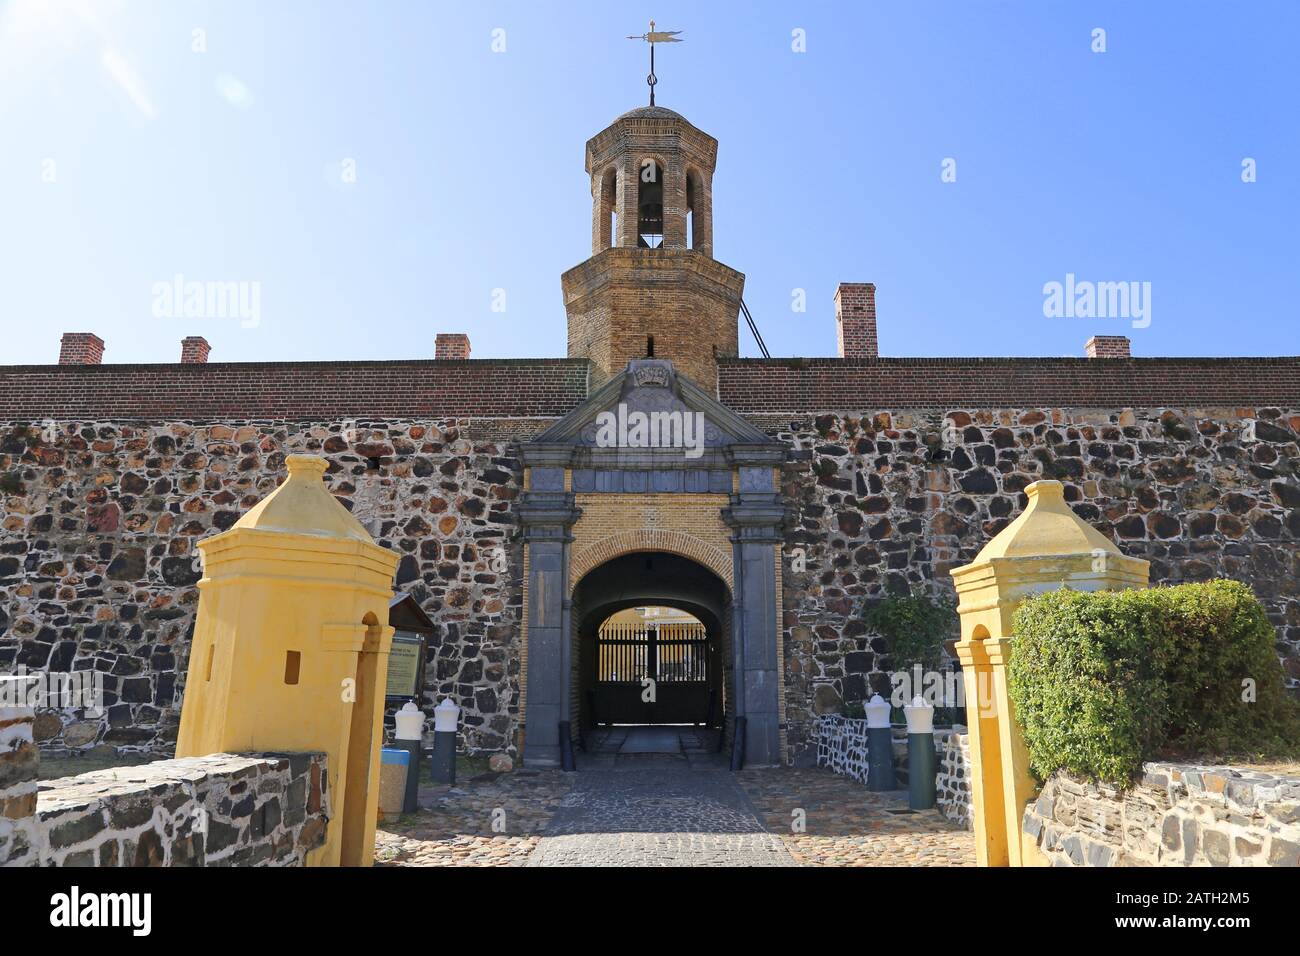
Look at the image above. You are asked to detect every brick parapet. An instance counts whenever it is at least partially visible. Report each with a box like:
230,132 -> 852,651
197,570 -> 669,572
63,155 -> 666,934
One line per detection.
0,359 -> 590,420
718,357 -> 1300,412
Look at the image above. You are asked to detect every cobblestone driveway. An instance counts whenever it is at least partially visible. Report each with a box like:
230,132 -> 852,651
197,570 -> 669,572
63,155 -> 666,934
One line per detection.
376,761 -> 974,867
527,763 -> 792,866
374,769 -> 570,866
739,767 -> 976,866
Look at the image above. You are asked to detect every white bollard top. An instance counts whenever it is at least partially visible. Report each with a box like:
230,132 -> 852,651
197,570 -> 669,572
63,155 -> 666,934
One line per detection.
865,693 -> 892,729
394,700 -> 426,741
904,694 -> 935,734
434,697 -> 460,733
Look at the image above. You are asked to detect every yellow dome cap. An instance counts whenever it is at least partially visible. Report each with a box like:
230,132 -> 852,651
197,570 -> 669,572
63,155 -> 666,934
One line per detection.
231,454 -> 374,542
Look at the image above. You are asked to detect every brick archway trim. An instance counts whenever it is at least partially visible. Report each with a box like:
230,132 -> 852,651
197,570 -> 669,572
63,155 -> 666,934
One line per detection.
570,529 -> 733,592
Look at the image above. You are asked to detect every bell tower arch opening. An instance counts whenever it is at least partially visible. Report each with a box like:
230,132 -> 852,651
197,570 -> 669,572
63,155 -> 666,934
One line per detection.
594,165 -> 618,250
685,166 -> 711,254
636,158 -> 665,248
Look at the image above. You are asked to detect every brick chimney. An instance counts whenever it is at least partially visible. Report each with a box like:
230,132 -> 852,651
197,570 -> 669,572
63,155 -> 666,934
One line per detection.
834,283 -> 878,359
435,333 -> 471,360
58,333 -> 105,365
180,336 -> 211,364
1085,335 -> 1131,358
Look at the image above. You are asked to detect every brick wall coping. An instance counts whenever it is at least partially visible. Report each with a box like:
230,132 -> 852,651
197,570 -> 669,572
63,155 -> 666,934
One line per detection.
717,357 -> 1300,411
5,354 -> 1299,420
0,359 -> 591,420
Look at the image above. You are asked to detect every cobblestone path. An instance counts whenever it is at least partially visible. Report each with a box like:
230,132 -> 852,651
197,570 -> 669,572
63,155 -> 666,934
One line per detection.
374,769 -> 571,867
739,767 -> 976,866
527,764 -> 793,867
375,754 -> 974,867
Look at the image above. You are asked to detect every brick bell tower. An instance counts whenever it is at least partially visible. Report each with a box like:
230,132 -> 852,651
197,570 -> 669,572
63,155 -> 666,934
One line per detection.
562,105 -> 745,393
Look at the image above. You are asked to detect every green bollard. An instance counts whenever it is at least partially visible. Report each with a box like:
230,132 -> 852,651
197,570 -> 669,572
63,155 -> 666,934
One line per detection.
430,698 -> 459,785
393,701 -> 426,814
905,695 -> 936,810
865,694 -> 896,791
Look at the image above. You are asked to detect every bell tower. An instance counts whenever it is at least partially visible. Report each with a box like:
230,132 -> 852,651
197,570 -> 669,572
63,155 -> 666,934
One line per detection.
562,105 -> 745,392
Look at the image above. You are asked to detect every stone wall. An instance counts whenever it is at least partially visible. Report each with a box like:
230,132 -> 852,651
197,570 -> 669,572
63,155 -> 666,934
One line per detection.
935,730 -> 972,829
814,714 -> 871,784
814,715 -> 970,827
0,685 -> 41,865
3,751 -> 328,867
771,406 -> 1300,763
0,418 -> 537,757
4,402 -> 1299,767
1023,763 -> 1300,867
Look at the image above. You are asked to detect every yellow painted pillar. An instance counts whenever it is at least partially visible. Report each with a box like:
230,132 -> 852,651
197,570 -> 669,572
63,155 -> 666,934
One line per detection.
176,455 -> 399,867
950,480 -> 1148,866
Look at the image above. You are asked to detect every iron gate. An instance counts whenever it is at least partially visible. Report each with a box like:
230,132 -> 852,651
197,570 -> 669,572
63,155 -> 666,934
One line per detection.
594,622 -> 713,725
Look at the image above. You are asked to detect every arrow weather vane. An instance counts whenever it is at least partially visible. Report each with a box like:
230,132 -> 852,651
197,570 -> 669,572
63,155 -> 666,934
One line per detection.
626,20 -> 683,106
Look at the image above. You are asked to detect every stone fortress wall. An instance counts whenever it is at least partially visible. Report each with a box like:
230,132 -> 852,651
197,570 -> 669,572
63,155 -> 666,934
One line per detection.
1,352 -> 1298,762
766,403 -> 1300,762
0,416 -> 535,756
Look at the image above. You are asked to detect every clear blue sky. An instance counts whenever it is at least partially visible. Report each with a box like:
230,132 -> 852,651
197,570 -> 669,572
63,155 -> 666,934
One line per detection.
2,0 -> 1296,365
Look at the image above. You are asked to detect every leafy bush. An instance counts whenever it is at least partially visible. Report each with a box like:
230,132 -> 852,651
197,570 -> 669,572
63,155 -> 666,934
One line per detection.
1009,580 -> 1300,784
864,591 -> 956,673
1008,588 -> 1168,782
1158,580 -> 1299,758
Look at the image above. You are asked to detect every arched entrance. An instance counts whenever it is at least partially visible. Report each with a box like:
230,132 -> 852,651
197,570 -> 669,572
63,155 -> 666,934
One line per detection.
515,357 -> 789,769
572,551 -> 730,735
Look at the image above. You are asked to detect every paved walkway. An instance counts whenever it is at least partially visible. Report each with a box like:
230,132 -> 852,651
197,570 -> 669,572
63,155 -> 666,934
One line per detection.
527,765 -> 792,866
739,768 -> 976,866
374,729 -> 974,867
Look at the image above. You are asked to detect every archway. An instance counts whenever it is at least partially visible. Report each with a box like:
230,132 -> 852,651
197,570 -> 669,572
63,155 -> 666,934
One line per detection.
571,551 -> 731,747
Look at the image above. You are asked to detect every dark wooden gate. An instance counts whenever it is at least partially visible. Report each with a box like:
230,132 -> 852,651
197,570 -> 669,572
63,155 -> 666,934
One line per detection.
594,622 -> 712,725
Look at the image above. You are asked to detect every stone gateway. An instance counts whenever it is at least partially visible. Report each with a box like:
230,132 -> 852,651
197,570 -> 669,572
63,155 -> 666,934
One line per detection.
1,101 -> 1298,771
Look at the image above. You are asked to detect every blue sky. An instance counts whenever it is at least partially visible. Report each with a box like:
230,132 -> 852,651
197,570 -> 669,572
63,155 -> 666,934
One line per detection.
2,0 -> 1296,365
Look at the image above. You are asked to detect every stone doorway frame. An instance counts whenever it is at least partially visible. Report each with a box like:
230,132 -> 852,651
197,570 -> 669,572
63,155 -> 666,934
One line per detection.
514,362 -> 789,769
517,486 -> 786,770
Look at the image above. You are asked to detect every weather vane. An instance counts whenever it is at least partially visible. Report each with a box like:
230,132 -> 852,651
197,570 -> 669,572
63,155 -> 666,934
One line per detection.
626,20 -> 683,106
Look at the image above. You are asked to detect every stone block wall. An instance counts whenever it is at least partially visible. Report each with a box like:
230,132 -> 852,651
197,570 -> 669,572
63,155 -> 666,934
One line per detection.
2,750 -> 327,867
769,406 -> 1300,763
815,714 -> 871,784
1023,763 -> 1300,867
814,715 -> 970,827
0,418 -> 537,757
4,374 -> 1299,769
935,730 -> 972,829
0,689 -> 41,866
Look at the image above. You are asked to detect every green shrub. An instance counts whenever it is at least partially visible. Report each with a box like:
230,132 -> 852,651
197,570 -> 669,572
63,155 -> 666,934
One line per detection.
864,591 -> 955,674
1158,580 -> 1299,758
1008,588 -> 1169,782
1009,580 -> 1300,784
